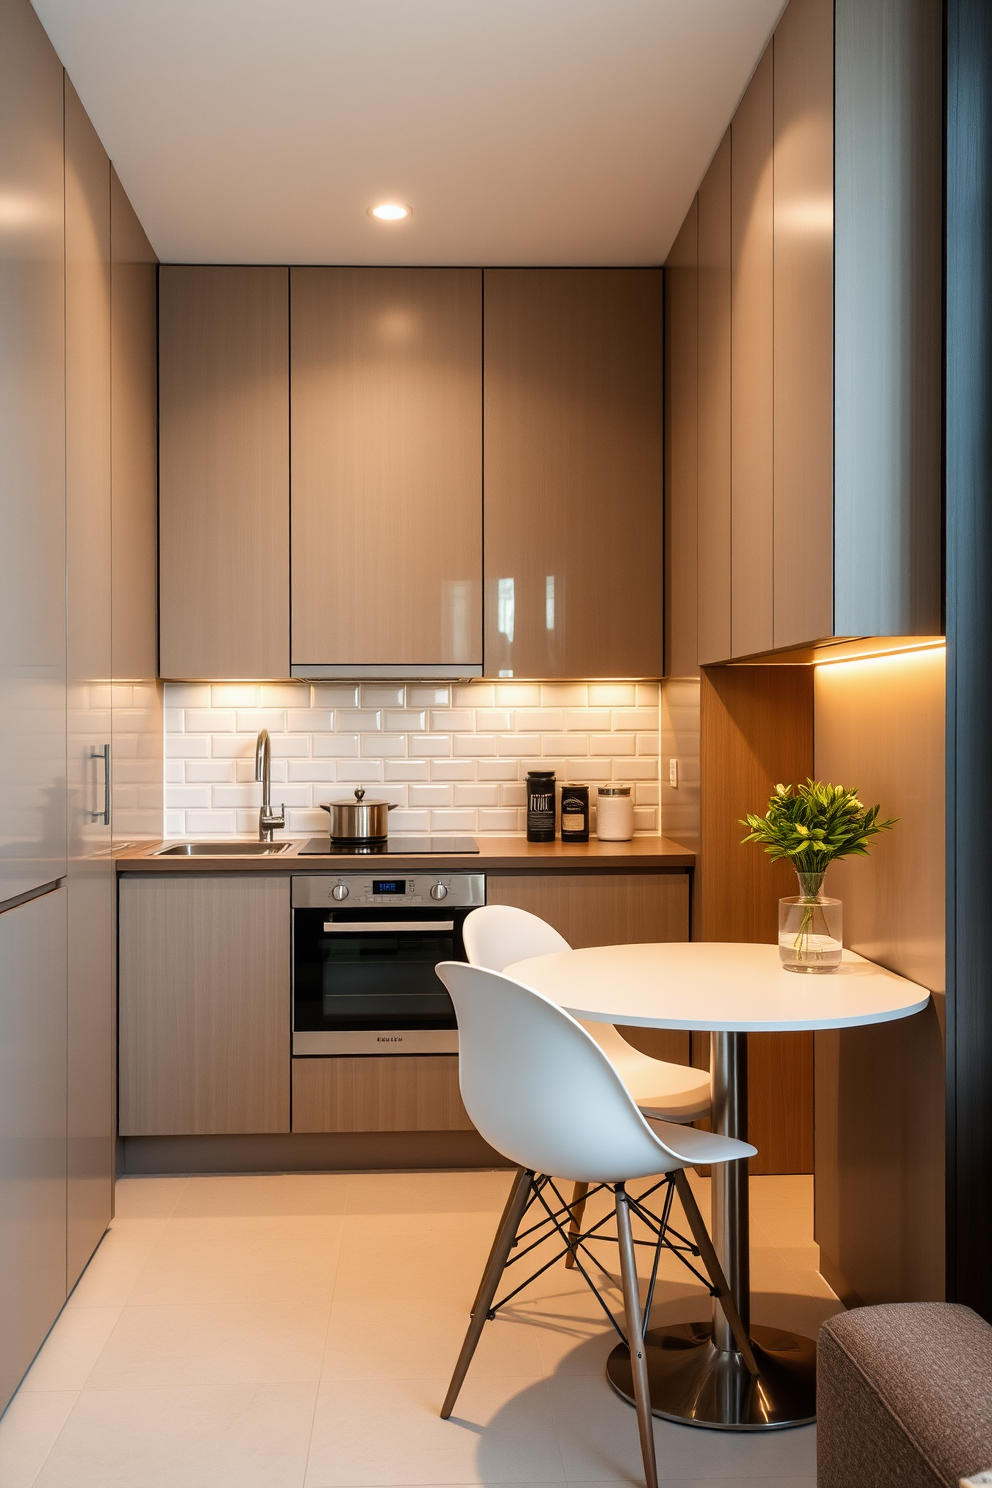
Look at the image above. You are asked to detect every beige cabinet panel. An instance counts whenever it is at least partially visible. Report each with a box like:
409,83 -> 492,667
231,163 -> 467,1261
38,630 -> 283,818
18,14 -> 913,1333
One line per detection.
110,168 -> 158,683
484,269 -> 663,680
291,267 -> 482,672
772,0 -> 834,649
486,872 -> 690,1066
119,876 -> 291,1135
160,266 -> 290,680
731,46 -> 774,659
696,133 -> 733,667
292,1056 -> 472,1133
65,77 -> 115,1289
664,206 -> 699,680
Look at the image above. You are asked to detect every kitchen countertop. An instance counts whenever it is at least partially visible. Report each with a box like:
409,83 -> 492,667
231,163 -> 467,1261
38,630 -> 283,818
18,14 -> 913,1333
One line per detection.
114,835 -> 695,873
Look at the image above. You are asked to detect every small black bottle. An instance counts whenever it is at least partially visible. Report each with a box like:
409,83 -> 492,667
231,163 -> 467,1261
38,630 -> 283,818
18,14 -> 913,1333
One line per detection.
560,783 -> 589,842
526,770 -> 556,842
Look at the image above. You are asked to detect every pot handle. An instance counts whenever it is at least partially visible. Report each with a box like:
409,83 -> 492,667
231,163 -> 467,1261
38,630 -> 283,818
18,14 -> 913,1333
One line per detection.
387,803 -> 397,811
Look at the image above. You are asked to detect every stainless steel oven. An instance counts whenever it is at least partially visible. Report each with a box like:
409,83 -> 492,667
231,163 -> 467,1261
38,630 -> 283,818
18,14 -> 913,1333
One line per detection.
291,872 -> 485,1055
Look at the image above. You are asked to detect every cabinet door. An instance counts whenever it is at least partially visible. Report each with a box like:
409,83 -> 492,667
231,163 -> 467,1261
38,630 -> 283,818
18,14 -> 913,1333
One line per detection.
290,267 -> 482,675
65,78 -> 115,1288
0,0 -> 66,903
119,876 -> 291,1135
664,204 -> 699,680
486,872 -> 690,1066
0,889 -> 67,1413
292,1056 -> 473,1133
484,269 -> 663,680
730,46 -> 774,659
696,132 -> 733,667
160,266 -> 290,680
772,0 -> 834,649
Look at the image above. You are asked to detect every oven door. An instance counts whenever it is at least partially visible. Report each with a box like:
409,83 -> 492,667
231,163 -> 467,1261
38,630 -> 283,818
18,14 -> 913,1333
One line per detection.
293,905 -> 466,1054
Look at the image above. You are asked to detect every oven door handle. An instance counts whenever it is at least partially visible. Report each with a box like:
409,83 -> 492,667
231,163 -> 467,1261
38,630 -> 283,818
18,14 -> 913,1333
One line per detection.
322,920 -> 455,933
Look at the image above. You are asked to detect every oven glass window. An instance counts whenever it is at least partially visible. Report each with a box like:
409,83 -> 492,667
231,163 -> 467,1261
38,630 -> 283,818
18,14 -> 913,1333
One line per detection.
293,908 -> 463,1032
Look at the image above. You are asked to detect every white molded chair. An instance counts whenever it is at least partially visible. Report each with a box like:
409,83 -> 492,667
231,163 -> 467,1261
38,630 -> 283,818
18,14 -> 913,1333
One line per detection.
435,961 -> 757,1488
462,904 -> 711,1261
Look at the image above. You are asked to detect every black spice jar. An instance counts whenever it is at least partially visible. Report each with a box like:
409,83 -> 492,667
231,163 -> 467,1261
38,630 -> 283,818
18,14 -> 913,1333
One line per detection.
526,770 -> 556,842
560,783 -> 589,842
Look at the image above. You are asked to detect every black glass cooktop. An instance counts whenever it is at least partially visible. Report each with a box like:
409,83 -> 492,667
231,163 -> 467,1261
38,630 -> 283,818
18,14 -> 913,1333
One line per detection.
298,835 -> 480,856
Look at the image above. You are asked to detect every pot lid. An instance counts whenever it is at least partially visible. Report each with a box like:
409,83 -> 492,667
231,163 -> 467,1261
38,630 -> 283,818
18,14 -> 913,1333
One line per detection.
321,788 -> 392,810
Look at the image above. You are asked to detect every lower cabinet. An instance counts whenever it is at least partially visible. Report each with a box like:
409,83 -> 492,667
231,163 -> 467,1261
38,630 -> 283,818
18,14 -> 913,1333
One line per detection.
292,1056 -> 472,1133
486,871 -> 692,1067
119,875 -> 291,1135
0,889 -> 68,1412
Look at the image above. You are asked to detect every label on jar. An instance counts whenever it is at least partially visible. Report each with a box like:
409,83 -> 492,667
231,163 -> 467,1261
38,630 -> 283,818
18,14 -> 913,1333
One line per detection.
562,812 -> 584,830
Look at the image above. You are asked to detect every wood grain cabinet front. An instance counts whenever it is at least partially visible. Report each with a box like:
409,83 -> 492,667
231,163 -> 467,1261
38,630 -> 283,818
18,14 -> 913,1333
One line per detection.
292,1056 -> 473,1133
119,875 -> 291,1135
290,267 -> 483,677
483,269 -> 664,680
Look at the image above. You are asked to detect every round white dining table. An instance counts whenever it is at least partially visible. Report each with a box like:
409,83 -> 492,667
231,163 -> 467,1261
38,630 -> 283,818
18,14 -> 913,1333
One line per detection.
504,941 -> 930,1433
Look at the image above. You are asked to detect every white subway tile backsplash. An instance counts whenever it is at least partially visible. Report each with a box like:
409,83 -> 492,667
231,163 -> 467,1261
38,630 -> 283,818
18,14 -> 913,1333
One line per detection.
163,679 -> 662,838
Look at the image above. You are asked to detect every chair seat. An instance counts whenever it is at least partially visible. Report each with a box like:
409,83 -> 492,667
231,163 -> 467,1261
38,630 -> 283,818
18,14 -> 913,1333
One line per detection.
581,1021 -> 711,1122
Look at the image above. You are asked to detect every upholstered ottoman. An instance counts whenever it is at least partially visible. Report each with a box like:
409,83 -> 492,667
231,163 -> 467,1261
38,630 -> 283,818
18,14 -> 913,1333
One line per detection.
817,1304 -> 992,1488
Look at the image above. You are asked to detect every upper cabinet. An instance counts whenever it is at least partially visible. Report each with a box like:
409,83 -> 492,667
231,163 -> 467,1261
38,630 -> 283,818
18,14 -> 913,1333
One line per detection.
484,269 -> 663,680
668,0 -> 943,667
159,266 -> 289,680
158,266 -> 664,681
290,267 -> 482,679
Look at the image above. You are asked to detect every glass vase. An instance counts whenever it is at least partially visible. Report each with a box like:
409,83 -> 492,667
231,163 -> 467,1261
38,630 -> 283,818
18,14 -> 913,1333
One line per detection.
778,871 -> 843,974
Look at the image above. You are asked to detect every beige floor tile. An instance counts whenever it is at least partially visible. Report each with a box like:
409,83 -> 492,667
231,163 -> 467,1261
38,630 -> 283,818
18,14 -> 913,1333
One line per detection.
174,1172 -> 354,1219
32,1382 -> 317,1488
305,1373 -> 565,1486
547,1372 -> 817,1482
112,1176 -> 189,1220
128,1215 -> 343,1305
0,1390 -> 78,1488
20,1307 -> 122,1392
321,1296 -> 546,1381
345,1168 -> 511,1215
332,1212 -> 502,1305
66,1219 -> 169,1309
86,1300 -> 332,1388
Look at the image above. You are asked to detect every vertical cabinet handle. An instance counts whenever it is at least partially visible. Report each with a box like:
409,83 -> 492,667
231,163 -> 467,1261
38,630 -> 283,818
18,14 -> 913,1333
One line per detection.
90,743 -> 110,826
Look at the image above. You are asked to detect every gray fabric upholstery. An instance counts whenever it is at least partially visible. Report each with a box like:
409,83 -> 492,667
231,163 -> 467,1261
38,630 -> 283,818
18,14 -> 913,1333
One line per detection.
817,1303 -> 992,1488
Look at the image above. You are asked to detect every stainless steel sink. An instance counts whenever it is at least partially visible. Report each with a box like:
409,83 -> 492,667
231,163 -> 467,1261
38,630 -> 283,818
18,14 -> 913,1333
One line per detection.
155,841 -> 291,856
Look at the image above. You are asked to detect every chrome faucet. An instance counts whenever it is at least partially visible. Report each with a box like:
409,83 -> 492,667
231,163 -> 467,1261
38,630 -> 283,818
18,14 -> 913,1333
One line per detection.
255,729 -> 286,841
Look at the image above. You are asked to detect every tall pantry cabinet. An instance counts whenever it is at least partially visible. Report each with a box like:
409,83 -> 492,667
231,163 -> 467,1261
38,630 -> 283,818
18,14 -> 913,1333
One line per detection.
0,0 -> 162,1414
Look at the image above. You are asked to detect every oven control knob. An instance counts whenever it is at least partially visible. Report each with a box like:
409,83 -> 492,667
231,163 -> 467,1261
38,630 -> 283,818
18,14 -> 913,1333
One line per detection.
430,882 -> 449,901
331,882 -> 349,901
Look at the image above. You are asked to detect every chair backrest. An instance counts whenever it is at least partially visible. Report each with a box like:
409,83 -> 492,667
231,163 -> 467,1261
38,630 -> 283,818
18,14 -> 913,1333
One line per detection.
436,960 -> 686,1183
462,903 -> 570,973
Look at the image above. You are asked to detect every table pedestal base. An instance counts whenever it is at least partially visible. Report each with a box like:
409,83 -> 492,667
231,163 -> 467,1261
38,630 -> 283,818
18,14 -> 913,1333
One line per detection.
606,1323 -> 817,1431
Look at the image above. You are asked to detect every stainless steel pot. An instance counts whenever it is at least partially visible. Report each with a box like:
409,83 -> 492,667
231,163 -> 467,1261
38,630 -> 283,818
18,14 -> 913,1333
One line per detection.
321,788 -> 397,843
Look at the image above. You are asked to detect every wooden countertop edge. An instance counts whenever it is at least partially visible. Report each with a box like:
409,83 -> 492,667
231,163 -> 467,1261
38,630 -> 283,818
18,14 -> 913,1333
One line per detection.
114,835 -> 695,873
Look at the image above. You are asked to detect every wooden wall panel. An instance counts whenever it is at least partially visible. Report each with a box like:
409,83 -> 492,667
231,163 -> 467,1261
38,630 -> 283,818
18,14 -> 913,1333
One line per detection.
487,872 -> 691,1067
664,205 -> 699,679
292,1057 -> 473,1133
731,46 -> 775,659
484,269 -> 663,679
700,666 -> 815,1173
696,133 -> 733,666
119,876 -> 291,1135
772,0 -> 834,649
159,266 -> 289,679
291,267 -> 482,670
110,167 -> 158,682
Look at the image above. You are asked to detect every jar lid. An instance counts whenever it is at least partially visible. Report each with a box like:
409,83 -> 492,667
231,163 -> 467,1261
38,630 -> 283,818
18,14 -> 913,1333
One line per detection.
598,784 -> 631,796
526,769 -> 555,778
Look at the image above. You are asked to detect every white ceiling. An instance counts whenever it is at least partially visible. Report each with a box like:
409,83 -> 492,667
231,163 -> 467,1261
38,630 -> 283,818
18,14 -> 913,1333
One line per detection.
32,0 -> 785,266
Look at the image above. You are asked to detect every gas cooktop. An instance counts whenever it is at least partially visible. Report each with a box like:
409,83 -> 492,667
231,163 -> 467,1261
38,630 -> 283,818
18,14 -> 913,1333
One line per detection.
298,835 -> 480,856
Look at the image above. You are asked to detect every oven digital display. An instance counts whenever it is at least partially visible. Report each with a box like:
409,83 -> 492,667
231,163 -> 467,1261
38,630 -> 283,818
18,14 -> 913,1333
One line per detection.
372,879 -> 405,895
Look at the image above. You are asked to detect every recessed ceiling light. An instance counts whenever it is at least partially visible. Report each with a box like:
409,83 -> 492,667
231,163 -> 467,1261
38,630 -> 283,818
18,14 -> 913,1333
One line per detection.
368,202 -> 411,222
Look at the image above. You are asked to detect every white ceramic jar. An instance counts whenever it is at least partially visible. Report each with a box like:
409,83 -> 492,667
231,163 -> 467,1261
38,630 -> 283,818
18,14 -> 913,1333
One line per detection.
596,784 -> 634,841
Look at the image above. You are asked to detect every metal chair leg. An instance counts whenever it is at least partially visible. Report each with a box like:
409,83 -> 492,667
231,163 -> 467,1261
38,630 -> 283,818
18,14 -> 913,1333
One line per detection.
471,1166 -> 527,1314
441,1168 -> 535,1419
564,1180 -> 590,1269
672,1168 -> 759,1376
615,1184 -> 659,1488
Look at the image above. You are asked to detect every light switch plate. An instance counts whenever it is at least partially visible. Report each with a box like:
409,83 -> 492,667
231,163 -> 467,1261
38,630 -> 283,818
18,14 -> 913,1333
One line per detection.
669,758 -> 679,788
